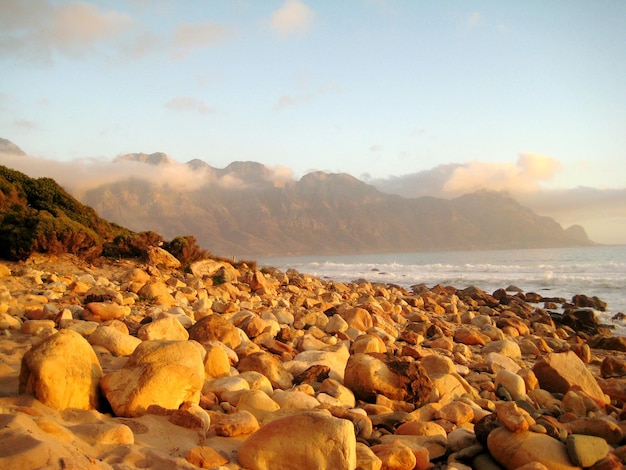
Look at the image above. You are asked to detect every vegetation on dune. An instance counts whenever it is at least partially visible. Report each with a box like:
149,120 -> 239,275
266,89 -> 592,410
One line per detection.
0,165 -> 214,267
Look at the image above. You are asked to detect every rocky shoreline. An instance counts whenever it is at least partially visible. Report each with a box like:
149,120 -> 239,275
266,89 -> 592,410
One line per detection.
0,250 -> 625,469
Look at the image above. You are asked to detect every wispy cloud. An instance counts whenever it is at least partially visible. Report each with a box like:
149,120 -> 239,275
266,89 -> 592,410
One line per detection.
0,1 -> 233,64
164,96 -> 215,114
0,0 -> 134,63
274,81 -> 341,111
13,119 -> 38,129
171,20 -> 233,59
269,0 -> 315,36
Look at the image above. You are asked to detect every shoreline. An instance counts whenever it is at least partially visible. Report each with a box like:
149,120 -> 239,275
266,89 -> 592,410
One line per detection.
1,253 -> 625,469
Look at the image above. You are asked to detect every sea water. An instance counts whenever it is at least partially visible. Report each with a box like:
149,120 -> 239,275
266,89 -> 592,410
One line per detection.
260,245 -> 626,336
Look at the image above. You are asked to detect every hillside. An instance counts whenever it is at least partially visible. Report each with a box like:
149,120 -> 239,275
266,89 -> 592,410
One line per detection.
79,157 -> 594,258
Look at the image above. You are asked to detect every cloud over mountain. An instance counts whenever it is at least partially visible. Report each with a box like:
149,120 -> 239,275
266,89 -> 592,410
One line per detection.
1,139 -> 624,245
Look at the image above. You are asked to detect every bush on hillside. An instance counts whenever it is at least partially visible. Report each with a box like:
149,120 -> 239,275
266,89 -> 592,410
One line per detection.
102,231 -> 163,260
162,235 -> 209,269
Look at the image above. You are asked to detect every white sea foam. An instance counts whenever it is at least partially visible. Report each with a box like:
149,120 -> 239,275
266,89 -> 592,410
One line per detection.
261,246 -> 626,336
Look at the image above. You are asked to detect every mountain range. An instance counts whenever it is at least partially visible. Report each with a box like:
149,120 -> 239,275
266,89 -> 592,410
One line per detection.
74,152 -> 592,258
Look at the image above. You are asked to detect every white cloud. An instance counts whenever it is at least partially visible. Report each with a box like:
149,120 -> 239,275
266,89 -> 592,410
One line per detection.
270,0 -> 315,36
0,1 -> 232,63
164,96 -> 215,114
0,0 -> 134,62
368,154 -> 626,244
171,20 -> 233,59
442,153 -> 561,195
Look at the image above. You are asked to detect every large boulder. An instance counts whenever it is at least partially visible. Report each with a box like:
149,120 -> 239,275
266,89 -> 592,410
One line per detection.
532,351 -> 609,405
188,314 -> 242,349
343,353 -> 432,405
19,329 -> 103,410
100,340 -> 206,417
237,410 -> 356,470
488,428 -> 580,470
237,351 -> 293,390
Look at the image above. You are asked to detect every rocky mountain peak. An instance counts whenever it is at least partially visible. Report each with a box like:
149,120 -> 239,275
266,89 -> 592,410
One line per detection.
0,138 -> 27,157
115,152 -> 175,166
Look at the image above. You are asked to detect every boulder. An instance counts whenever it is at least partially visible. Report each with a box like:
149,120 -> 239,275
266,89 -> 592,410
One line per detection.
237,351 -> 293,390
100,340 -> 206,417
343,353 -> 432,405
188,314 -> 242,349
137,315 -> 189,341
237,411 -> 356,470
147,246 -> 181,269
565,434 -> 610,467
488,428 -> 580,470
532,350 -> 609,405
88,324 -> 142,356
19,329 -> 103,410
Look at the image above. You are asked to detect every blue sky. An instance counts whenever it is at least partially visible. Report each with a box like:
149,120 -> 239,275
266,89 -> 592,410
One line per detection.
1,1 -> 625,243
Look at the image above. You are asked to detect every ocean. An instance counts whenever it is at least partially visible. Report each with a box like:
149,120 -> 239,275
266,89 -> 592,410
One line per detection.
259,245 -> 626,336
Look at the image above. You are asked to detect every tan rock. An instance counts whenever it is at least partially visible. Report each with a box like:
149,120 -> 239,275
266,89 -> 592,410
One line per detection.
189,259 -> 240,282
137,315 -> 189,341
482,339 -> 522,359
100,340 -> 206,417
84,302 -> 129,322
19,329 -> 103,410
202,342 -> 232,379
371,442 -> 417,470
237,351 -> 293,390
147,246 -> 181,269
186,446 -> 229,468
236,389 -> 280,422
339,307 -> 373,331
71,422 -> 134,445
237,411 -> 356,470
188,314 -> 242,349
495,368 -> 527,401
344,353 -> 403,402
138,280 -> 175,305
395,420 -> 447,438
211,409 -> 260,437
356,442 -> 383,470
496,401 -> 533,432
488,428 -> 580,470
434,400 -> 474,425
532,350 -> 609,405
88,324 -> 142,356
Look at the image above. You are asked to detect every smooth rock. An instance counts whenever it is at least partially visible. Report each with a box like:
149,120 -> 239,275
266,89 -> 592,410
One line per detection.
186,446 -> 229,468
488,428 -> 581,470
532,351 -> 609,405
100,340 -> 206,417
565,434 -> 610,467
371,442 -> 417,470
137,315 -> 189,341
89,324 -> 142,356
19,329 -> 103,410
237,410 -> 356,470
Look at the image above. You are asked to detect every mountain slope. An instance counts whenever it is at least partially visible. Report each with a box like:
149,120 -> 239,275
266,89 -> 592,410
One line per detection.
80,158 -> 593,258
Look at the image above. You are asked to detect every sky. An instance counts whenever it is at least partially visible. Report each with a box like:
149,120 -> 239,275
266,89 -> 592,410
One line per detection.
1,0 -> 625,244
